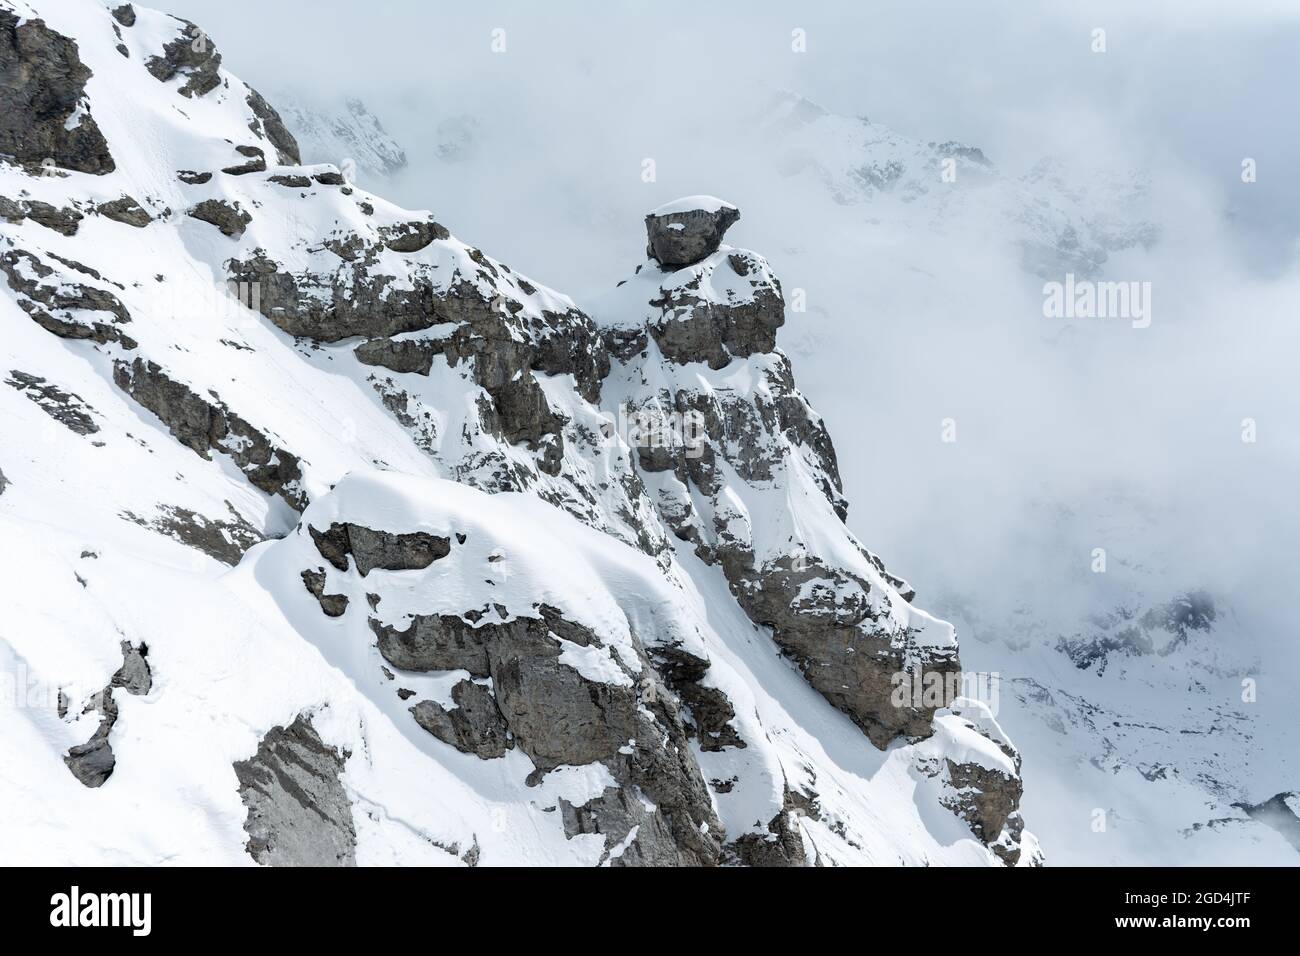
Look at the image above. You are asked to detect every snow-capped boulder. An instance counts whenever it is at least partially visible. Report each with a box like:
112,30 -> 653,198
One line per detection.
914,697 -> 1037,865
645,195 -> 740,268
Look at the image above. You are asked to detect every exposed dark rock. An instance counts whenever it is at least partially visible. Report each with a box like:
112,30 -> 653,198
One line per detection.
222,144 -> 265,176
267,173 -> 311,188
0,247 -> 136,347
915,702 -> 1027,864
176,169 -> 212,185
354,337 -> 438,375
941,758 -> 1023,862
312,170 -> 346,186
96,195 -> 152,227
369,611 -> 492,675
144,19 -> 222,98
123,502 -> 265,566
112,641 -> 153,696
726,808 -> 809,867
232,714 -> 357,866
245,88 -> 301,165
188,199 -> 250,237
410,680 -> 513,759
22,200 -> 82,235
735,558 -> 960,749
301,568 -> 349,617
380,218 -> 450,253
64,642 -> 151,788
369,603 -> 720,864
5,370 -> 99,434
307,522 -> 450,576
227,251 -> 442,341
64,690 -> 118,788
0,466 -> 8,496
111,5 -> 137,28
647,249 -> 784,368
113,357 -> 307,510
651,646 -> 745,751
0,11 -> 115,174
645,200 -> 740,269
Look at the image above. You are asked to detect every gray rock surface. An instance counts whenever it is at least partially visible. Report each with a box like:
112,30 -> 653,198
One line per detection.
648,249 -> 784,368
232,714 -> 357,866
6,370 -> 99,435
64,642 -> 151,788
123,502 -> 264,566
645,200 -> 740,268
410,680 -> 513,759
245,88 -> 301,165
736,558 -> 961,748
0,11 -> 115,174
113,357 -> 307,509
144,18 -> 222,98
221,144 -> 265,176
96,195 -> 153,228
111,5 -> 137,28
308,522 -> 450,576
0,247 -> 136,348
300,567 -> 349,617
368,602 -> 721,864
188,199 -> 250,238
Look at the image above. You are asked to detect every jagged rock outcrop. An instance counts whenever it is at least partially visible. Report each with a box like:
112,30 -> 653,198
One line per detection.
95,195 -> 153,227
245,88 -> 301,166
64,642 -> 151,788
595,200 -> 961,750
0,246 -> 136,347
6,370 -> 99,434
233,714 -> 357,866
188,198 -> 250,237
144,17 -> 221,98
0,10 -> 115,174
354,579 -> 721,864
410,681 -> 512,759
1,196 -> 84,235
112,357 -> 307,509
221,144 -> 265,176
914,698 -> 1033,865
645,196 -> 740,268
1057,589 -> 1218,673
308,521 -> 450,576
124,502 -> 264,565
651,646 -> 745,752
736,558 -> 961,748
0,5 -> 1037,868
300,567 -> 349,617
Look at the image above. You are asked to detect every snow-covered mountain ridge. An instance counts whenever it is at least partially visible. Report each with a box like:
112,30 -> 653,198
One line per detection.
0,0 -> 1039,865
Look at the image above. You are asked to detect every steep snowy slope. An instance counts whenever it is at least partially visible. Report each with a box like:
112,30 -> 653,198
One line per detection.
0,0 -> 1038,865
193,34 -> 1294,867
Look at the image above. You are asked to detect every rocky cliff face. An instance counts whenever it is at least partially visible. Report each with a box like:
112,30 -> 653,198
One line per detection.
0,0 -> 1038,866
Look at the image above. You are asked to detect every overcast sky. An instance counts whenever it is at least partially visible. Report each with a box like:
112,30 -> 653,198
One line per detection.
166,0 -> 1300,273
